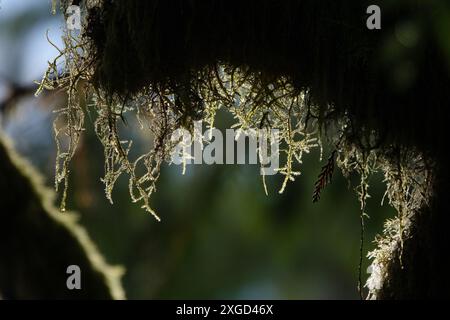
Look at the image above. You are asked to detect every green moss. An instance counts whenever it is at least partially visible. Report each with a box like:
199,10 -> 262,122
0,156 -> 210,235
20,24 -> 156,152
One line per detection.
39,0 -> 450,298
0,133 -> 125,299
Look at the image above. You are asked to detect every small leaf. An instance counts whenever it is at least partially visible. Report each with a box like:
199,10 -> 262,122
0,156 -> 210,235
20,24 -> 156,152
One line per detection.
313,150 -> 336,203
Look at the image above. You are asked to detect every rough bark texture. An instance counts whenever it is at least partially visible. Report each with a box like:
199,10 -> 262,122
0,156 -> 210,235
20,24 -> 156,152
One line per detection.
0,134 -> 124,299
377,161 -> 450,299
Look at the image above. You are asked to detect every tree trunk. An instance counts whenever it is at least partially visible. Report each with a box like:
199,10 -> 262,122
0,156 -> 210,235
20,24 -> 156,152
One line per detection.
376,160 -> 450,299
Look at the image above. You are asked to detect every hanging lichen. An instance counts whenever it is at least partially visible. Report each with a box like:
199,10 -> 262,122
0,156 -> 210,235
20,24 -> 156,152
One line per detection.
36,0 -> 448,298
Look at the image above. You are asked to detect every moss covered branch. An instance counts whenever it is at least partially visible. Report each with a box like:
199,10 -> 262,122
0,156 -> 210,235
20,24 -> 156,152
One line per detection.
0,133 -> 124,299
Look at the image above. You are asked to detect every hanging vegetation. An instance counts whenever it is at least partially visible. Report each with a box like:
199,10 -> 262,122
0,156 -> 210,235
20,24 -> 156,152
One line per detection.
39,0 -> 450,299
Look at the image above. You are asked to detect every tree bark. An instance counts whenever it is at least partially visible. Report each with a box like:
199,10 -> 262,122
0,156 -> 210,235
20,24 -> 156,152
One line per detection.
376,161 -> 450,299
0,133 -> 125,299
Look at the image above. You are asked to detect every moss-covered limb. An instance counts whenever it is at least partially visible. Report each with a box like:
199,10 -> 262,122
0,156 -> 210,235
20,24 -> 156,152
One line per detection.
0,133 -> 125,299
43,0 -> 450,298
85,0 -> 450,154
369,161 -> 450,299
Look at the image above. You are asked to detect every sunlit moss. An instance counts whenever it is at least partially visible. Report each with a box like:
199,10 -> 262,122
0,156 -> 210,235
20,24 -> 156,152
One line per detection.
38,0 -> 448,298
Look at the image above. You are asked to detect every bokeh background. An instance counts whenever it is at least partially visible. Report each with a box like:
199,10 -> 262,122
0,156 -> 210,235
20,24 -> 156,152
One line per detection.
0,1 -> 395,299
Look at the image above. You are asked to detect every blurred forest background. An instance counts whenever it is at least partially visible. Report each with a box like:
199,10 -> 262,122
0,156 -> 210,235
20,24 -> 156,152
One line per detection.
0,1 -> 395,299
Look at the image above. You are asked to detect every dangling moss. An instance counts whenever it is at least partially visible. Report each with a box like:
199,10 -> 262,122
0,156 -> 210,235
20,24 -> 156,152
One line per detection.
39,0 -> 450,298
